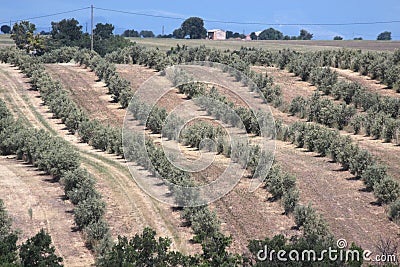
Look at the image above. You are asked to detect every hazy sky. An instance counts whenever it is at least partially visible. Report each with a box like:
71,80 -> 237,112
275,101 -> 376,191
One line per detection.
1,0 -> 399,40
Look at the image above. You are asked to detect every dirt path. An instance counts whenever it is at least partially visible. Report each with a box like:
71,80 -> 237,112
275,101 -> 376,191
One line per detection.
0,65 -> 42,128
0,157 -> 94,266
44,64 -> 196,252
333,68 -> 400,98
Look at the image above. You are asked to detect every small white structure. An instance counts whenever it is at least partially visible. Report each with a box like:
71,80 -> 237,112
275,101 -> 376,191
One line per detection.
207,29 -> 226,40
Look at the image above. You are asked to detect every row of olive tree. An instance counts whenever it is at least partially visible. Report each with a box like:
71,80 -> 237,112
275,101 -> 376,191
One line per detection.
308,67 -> 400,144
1,45 -> 356,266
277,48 -> 400,92
0,97 -> 111,254
233,46 -> 400,92
81,44 -> 282,112
289,93 -> 356,130
278,121 -> 400,223
0,48 -> 125,156
0,48 -> 113,255
6,46 -> 243,261
2,46 -> 238,262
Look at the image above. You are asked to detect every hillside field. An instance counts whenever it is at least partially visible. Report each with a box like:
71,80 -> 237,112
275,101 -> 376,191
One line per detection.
1,40 -> 400,266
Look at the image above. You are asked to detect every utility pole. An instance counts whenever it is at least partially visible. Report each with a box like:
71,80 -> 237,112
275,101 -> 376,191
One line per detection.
91,5 -> 94,51
162,25 -> 165,36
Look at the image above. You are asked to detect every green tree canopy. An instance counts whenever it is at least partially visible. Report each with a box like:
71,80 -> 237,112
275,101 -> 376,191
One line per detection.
258,28 -> 283,40
172,28 -> 185,39
11,21 -> 36,49
11,21 -> 45,55
334,36 -> 344,40
51,18 -> 83,45
0,200 -> 12,239
122,29 -> 139,37
226,31 -> 233,39
95,35 -> 130,56
19,229 -> 63,266
97,227 -> 198,266
299,29 -> 313,40
232,32 -> 246,39
1,25 -> 11,34
139,30 -> 155,38
94,23 -> 114,39
0,199 -> 18,265
181,17 -> 207,39
377,31 -> 392,40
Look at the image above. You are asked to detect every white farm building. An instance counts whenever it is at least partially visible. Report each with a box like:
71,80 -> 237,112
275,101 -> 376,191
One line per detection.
207,29 -> 226,40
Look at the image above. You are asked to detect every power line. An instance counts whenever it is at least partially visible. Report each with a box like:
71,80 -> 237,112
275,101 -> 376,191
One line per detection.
1,5 -> 400,30
94,7 -> 184,21
94,6 -> 400,27
0,7 -> 90,25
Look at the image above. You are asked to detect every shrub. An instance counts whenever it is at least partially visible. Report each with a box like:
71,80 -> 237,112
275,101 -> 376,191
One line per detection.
310,67 -> 338,95
361,165 -> 388,191
289,96 -> 308,118
84,220 -> 110,250
302,213 -> 330,241
383,119 -> 399,143
19,229 -> 63,266
348,149 -> 374,177
294,204 -> 316,228
162,114 -> 184,140
191,208 -> 221,241
389,199 -> 400,224
350,114 -> 364,134
282,188 -> 299,215
78,120 -> 100,143
146,106 -> 167,134
74,197 -> 106,229
119,88 -> 133,109
374,178 -> 400,205
334,140 -> 359,171
62,168 -> 91,194
67,176 -> 100,205
96,227 -> 196,266
182,121 -> 225,149
266,166 -> 296,200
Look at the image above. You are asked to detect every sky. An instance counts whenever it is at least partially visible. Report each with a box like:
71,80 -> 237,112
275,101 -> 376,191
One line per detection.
1,0 -> 400,40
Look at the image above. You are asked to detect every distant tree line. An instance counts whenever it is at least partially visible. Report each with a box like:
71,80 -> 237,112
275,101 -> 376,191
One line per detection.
3,15 -> 394,44
251,28 -> 314,40
9,19 -> 130,56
